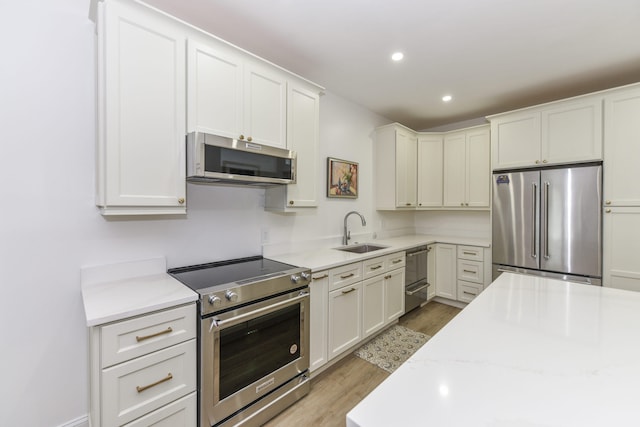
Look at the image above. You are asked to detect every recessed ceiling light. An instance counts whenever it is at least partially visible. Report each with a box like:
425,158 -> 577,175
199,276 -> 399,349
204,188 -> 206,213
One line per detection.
391,52 -> 404,61
442,95 -> 453,102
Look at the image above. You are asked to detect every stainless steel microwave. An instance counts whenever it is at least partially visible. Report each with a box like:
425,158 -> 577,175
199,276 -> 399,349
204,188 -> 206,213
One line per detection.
186,132 -> 296,186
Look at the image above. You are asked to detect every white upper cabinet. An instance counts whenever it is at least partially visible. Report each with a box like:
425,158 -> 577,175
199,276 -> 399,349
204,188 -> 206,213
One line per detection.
186,38 -> 242,140
375,124 -> 417,209
443,126 -> 490,209
265,82 -> 321,211
95,0 -> 186,215
603,85 -> 640,206
187,38 -> 287,148
489,96 -> 602,170
417,135 -> 444,208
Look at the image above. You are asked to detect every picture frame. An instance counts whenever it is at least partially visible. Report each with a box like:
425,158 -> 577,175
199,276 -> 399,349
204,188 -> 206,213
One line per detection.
327,157 -> 358,198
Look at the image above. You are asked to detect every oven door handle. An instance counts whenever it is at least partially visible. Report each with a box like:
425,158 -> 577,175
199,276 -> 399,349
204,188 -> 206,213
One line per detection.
210,291 -> 309,332
407,249 -> 428,257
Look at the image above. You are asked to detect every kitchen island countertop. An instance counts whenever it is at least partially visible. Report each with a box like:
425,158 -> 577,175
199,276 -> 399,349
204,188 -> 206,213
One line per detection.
347,272 -> 640,427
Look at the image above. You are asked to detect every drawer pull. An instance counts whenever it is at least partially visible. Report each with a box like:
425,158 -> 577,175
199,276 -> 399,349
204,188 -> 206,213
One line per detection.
385,275 -> 392,279
341,287 -> 356,294
392,259 -> 402,264
463,251 -> 476,256
136,327 -> 173,342
312,274 -> 329,280
463,291 -> 477,296
463,269 -> 475,274
370,265 -> 383,270
136,373 -> 173,393
340,273 -> 355,279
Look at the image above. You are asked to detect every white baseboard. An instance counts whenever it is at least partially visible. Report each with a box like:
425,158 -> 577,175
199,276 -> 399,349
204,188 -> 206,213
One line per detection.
57,415 -> 89,427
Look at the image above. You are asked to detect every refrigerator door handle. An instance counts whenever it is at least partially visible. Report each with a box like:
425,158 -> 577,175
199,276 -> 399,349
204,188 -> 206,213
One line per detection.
532,182 -> 537,259
543,181 -> 550,259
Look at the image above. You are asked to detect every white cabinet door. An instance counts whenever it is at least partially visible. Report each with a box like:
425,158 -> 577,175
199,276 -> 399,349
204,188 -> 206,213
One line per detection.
97,0 -> 186,215
396,129 -> 418,207
466,127 -> 491,208
285,83 -> 320,207
443,132 -> 466,207
328,283 -> 362,360
603,87 -> 640,207
435,244 -> 457,299
384,268 -> 405,322
362,276 -> 385,338
418,135 -> 443,208
541,98 -> 603,165
309,271 -> 329,372
490,111 -> 541,169
186,38 -> 242,137
603,207 -> 640,291
243,61 -> 287,148
426,245 -> 436,300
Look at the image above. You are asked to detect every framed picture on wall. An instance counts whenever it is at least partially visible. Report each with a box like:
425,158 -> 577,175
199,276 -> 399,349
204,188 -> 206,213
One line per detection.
327,157 -> 358,198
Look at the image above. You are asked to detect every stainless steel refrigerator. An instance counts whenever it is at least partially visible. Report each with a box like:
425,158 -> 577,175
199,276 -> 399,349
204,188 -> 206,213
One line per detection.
492,163 -> 602,285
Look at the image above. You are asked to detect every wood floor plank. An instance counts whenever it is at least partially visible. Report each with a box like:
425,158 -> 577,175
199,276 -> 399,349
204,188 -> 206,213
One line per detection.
263,301 -> 461,426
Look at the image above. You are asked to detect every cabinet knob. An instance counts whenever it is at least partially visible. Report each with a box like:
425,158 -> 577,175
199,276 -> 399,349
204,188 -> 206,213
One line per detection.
406,203 -> 411,206
178,198 -> 185,204
542,159 -> 548,164
465,202 -> 469,206
247,136 -> 253,142
289,200 -> 294,205
605,200 -> 611,205
605,208 -> 612,213
460,202 -> 464,206
239,134 -> 245,140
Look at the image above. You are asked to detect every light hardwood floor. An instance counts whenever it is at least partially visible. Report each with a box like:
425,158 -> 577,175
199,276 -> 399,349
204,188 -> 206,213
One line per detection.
263,301 -> 462,427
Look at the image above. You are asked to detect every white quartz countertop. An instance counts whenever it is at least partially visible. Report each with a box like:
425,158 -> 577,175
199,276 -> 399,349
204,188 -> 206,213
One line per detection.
347,273 -> 640,427
81,257 -> 198,327
267,234 -> 490,271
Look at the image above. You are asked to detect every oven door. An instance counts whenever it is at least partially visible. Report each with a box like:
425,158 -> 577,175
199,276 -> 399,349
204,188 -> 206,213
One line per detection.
201,288 -> 310,427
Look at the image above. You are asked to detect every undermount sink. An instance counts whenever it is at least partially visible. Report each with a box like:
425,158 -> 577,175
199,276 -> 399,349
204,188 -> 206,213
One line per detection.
335,244 -> 389,254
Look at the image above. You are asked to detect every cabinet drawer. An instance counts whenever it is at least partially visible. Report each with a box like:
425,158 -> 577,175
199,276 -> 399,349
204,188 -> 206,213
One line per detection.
457,259 -> 484,284
385,251 -> 406,270
101,304 -> 196,368
123,391 -> 196,427
102,340 -> 197,427
363,256 -> 386,279
457,245 -> 483,261
457,281 -> 483,303
329,262 -> 362,291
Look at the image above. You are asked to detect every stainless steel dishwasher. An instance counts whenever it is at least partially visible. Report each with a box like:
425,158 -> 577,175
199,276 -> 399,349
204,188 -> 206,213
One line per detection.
405,245 -> 430,313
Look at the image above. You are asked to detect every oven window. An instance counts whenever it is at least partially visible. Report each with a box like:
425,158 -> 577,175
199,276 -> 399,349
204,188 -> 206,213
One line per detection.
219,304 -> 301,400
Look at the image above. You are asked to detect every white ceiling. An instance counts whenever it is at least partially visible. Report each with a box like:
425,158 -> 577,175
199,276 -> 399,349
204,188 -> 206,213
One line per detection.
145,0 -> 640,130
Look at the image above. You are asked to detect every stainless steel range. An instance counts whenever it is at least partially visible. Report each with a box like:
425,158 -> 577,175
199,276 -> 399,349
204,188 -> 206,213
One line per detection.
169,256 -> 311,427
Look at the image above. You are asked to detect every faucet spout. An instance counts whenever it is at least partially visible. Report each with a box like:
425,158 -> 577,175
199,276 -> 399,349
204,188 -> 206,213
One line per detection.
343,211 -> 367,246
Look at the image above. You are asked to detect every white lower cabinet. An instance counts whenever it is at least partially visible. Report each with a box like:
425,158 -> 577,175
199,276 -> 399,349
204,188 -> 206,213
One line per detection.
89,304 -> 197,427
435,244 -> 457,299
328,282 -> 363,360
426,244 -> 436,300
309,270 -> 329,372
322,252 -> 406,366
603,207 -> 640,291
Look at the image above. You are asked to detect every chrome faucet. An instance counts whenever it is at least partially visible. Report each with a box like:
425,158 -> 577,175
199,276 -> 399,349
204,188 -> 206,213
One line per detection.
343,211 -> 366,245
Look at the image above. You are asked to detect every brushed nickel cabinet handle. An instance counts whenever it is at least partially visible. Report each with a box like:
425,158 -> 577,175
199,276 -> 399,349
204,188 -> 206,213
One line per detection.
136,373 -> 173,393
463,291 -> 477,296
312,274 -> 329,280
136,327 -> 173,342
341,287 -> 356,294
392,259 -> 402,264
463,269 -> 475,274
340,273 -> 355,279
370,265 -> 383,270
463,251 -> 475,256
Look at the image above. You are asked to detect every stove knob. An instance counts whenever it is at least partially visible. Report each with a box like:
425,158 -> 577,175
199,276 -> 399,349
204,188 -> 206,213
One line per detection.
290,275 -> 301,284
301,272 -> 311,281
208,295 -> 222,306
225,290 -> 239,302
